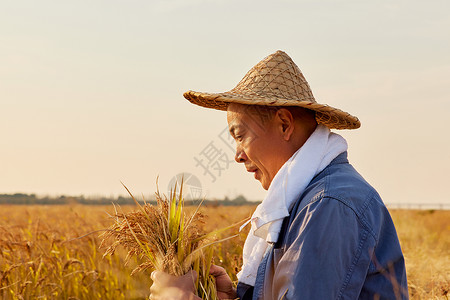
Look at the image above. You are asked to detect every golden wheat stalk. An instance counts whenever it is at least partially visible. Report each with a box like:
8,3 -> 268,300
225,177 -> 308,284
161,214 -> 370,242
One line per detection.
100,181 -> 239,299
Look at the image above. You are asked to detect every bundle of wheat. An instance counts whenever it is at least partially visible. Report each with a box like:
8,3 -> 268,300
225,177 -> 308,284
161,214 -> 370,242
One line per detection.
100,183 -> 238,299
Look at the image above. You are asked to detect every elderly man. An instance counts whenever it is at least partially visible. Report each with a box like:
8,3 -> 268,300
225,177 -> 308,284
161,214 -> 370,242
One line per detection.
150,51 -> 408,299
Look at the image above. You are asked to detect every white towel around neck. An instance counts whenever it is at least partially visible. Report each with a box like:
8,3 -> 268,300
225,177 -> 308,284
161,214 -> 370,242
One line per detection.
237,125 -> 348,286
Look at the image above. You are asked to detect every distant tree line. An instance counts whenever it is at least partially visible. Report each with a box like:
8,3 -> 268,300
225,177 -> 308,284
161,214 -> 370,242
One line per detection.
0,193 -> 259,206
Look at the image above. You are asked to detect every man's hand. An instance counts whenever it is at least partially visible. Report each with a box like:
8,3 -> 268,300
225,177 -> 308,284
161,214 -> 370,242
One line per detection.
150,270 -> 201,300
150,266 -> 237,300
209,265 -> 237,300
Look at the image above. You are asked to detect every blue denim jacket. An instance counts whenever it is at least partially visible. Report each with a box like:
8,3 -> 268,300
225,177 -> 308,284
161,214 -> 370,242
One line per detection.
237,152 -> 408,300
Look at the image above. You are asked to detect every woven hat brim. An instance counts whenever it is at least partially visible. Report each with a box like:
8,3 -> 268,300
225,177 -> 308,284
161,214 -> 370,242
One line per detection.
184,90 -> 361,130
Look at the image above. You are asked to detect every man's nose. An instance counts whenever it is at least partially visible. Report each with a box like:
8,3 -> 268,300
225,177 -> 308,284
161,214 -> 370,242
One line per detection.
235,147 -> 247,163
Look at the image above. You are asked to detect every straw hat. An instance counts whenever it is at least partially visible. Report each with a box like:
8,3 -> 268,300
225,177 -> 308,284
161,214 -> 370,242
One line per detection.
183,50 -> 360,130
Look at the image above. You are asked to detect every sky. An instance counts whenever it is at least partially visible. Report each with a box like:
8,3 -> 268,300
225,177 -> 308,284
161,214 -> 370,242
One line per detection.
1,0 -> 449,205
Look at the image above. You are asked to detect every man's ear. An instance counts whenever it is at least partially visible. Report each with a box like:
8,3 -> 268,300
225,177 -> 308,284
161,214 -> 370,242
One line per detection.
275,108 -> 294,141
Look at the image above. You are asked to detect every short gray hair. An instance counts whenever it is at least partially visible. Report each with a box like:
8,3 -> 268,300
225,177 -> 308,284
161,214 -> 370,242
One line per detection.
242,105 -> 316,128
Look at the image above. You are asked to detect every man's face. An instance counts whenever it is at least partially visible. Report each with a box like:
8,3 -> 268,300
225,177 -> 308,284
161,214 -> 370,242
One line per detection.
227,104 -> 286,190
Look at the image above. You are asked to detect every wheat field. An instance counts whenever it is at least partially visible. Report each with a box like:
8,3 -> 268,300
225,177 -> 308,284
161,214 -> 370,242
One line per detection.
0,205 -> 448,299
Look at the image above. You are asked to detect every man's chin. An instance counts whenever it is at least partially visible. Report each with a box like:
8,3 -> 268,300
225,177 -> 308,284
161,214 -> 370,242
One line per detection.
259,179 -> 270,190
252,172 -> 269,190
